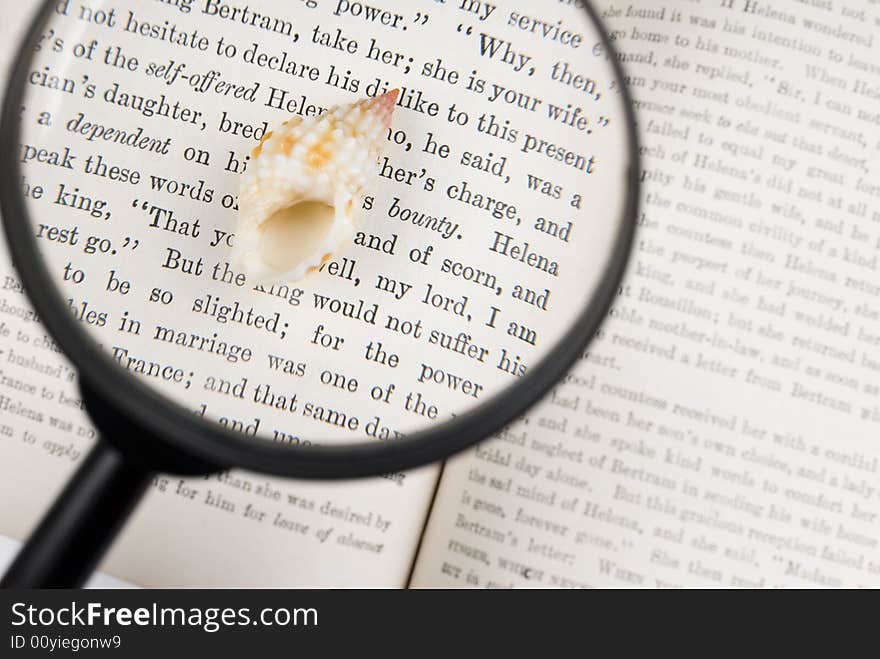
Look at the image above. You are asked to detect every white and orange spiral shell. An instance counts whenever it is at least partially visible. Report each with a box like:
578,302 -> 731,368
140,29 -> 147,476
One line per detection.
233,89 -> 399,283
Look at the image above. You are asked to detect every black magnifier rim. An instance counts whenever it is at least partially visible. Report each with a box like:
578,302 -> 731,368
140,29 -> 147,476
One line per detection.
0,0 -> 640,479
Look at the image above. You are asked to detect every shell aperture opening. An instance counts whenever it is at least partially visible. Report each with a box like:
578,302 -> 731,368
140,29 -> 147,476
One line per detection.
233,89 -> 400,283
259,201 -> 335,274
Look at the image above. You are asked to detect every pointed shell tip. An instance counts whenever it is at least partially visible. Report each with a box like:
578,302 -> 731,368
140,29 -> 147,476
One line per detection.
380,88 -> 400,111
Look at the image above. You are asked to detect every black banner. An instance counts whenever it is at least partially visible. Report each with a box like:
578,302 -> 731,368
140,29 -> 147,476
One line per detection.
1,588 -> 857,656
1,589 -> 603,656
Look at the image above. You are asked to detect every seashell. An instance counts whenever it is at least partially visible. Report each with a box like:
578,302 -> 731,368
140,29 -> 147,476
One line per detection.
233,89 -> 399,283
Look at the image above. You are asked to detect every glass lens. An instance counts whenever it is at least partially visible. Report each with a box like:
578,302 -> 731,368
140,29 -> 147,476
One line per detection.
14,0 -> 631,448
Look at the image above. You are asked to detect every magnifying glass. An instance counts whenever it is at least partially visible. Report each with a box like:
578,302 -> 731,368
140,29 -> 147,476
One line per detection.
0,0 -> 638,587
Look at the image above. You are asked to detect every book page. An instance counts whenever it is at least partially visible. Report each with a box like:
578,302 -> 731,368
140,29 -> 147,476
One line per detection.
0,0 -> 441,588
411,0 -> 880,588
0,0 -> 440,587
1,0 -> 624,585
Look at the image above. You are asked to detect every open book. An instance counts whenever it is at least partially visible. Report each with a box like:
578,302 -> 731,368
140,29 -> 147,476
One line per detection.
1,0 -> 878,588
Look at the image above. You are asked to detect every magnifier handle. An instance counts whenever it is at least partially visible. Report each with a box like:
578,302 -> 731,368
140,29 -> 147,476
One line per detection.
0,440 -> 151,588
